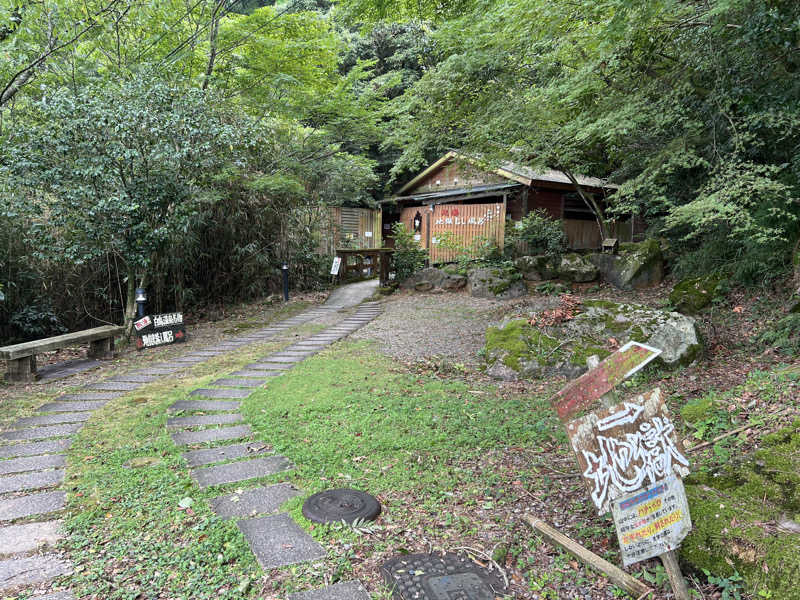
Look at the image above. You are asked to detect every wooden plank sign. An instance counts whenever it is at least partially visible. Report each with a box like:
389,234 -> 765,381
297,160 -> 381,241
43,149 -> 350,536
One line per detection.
612,475 -> 692,566
565,388 -> 690,514
550,341 -> 661,421
331,256 -> 342,275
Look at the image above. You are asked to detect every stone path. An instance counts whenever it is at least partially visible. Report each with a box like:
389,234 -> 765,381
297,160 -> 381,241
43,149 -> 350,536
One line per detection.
166,301 -> 383,598
0,303 -> 342,598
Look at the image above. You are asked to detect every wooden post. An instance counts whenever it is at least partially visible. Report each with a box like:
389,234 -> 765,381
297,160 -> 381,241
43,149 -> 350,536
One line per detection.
659,550 -> 690,600
522,515 -> 652,599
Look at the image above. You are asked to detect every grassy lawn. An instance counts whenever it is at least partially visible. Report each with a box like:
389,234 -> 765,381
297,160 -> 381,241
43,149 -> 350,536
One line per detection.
52,338 -> 565,599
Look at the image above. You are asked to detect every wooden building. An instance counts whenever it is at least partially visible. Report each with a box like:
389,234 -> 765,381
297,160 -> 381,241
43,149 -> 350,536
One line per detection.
382,151 -> 633,263
320,206 -> 382,254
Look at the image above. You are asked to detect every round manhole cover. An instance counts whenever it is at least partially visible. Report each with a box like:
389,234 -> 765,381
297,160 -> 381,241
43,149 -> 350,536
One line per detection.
302,488 -> 381,524
381,552 -> 507,600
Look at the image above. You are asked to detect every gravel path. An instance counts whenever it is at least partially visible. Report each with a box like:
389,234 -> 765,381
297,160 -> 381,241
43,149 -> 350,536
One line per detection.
352,290 -> 550,365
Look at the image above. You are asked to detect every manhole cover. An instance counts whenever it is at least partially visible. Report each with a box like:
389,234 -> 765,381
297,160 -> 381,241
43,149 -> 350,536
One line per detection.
302,488 -> 381,524
381,552 -> 506,600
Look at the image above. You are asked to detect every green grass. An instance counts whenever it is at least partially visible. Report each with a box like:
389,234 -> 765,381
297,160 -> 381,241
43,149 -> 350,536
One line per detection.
49,338 -> 557,598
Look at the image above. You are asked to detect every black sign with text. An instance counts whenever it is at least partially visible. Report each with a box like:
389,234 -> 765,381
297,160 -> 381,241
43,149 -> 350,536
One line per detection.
134,313 -> 187,350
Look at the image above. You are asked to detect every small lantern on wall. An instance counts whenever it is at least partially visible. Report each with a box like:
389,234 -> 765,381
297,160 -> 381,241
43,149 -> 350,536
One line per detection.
602,238 -> 619,254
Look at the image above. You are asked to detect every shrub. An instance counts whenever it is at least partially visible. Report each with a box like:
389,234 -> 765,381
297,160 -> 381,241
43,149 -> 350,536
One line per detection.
505,210 -> 567,259
391,222 -> 428,281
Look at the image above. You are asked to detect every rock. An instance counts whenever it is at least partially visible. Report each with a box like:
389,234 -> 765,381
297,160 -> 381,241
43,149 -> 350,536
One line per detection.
557,253 -> 598,283
467,267 -> 527,299
400,267 -> 466,292
589,239 -> 664,290
514,255 -> 559,281
669,274 -> 725,314
482,299 -> 702,379
486,360 -> 518,381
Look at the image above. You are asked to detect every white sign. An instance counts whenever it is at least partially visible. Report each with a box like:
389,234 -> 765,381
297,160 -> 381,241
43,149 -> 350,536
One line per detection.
152,312 -> 183,328
612,476 -> 692,566
413,234 -> 421,241
365,231 -> 372,238
140,329 -> 174,348
133,315 -> 152,331
330,256 -> 342,275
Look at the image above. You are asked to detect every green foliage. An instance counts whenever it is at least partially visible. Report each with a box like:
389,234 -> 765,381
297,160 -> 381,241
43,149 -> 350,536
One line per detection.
436,231 -> 502,273
391,221 -> 428,280
9,304 -> 67,340
758,314 -> 800,356
504,210 -> 567,259
703,570 -> 744,600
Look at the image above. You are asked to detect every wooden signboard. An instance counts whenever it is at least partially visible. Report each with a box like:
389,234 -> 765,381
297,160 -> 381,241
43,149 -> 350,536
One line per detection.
135,313 -> 186,351
550,341 -> 661,421
331,256 -> 342,276
565,388 -> 690,515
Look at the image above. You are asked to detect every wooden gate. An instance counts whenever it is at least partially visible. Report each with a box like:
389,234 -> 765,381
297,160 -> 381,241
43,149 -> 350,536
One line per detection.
400,202 -> 505,264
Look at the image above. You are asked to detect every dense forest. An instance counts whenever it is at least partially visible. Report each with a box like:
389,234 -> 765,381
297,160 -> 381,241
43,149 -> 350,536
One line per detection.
2,0 -> 799,343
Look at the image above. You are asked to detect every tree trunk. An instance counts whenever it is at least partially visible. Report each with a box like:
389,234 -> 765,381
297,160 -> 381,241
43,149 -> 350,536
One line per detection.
201,0 -> 224,91
560,167 -> 609,241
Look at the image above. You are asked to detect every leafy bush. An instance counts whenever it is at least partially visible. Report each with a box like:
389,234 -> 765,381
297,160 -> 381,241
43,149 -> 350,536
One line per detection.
391,222 -> 428,281
758,314 -> 800,356
505,210 -> 567,259
436,231 -> 502,273
9,304 -> 67,341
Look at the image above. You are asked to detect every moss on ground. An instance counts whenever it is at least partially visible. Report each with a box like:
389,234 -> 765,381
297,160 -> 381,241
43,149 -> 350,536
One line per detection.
669,274 -> 725,314
682,419 -> 800,598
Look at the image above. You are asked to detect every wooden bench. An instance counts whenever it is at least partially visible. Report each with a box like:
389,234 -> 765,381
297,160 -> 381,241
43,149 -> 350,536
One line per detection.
0,325 -> 125,383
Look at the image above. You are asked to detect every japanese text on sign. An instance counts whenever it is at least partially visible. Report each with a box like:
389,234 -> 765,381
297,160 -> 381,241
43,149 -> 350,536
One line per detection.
152,312 -> 183,328
612,476 -> 692,566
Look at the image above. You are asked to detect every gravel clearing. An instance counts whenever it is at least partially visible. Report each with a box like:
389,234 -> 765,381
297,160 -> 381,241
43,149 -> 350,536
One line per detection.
351,290 -> 557,365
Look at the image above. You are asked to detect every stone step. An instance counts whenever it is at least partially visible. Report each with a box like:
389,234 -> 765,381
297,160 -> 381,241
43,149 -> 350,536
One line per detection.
191,455 -> 292,488
59,392 -> 123,401
229,370 -> 283,378
0,490 -> 66,522
14,412 -> 91,427
168,400 -> 241,413
237,513 -> 325,569
287,581 -> 371,600
166,413 -> 243,430
210,378 -> 266,388
0,520 -> 62,557
181,442 -> 271,468
0,439 -> 72,460
107,374 -> 160,383
190,388 -> 251,399
146,366 -> 183,374
246,362 -> 293,370
210,483 -> 300,518
0,454 -> 65,476
0,423 -> 83,442
0,469 -> 65,494
38,401 -> 108,413
30,592 -> 75,600
170,356 -> 208,364
0,554 -> 72,592
171,425 -> 252,446
260,356 -> 304,364
88,381 -> 142,392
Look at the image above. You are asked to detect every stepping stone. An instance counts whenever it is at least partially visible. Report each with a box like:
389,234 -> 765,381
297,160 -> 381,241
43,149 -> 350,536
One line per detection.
0,454 -> 65,476
247,362 -> 292,370
0,520 -> 62,556
167,413 -> 243,429
211,378 -> 266,388
186,351 -> 224,357
14,412 -> 91,427
0,469 -> 64,494
182,442 -> 271,468
169,400 -> 240,413
230,370 -> 282,378
210,483 -> 300,518
171,425 -> 252,446
0,490 -> 65,522
0,439 -> 72,460
31,592 -> 75,600
59,392 -> 122,401
261,356 -> 304,364
238,513 -> 325,569
0,554 -> 72,591
0,423 -> 83,442
88,381 -> 142,392
146,366 -> 182,373
288,581 -> 371,600
108,374 -> 160,383
169,357 -> 207,364
191,455 -> 292,488
190,388 -> 251,399
39,401 -> 107,413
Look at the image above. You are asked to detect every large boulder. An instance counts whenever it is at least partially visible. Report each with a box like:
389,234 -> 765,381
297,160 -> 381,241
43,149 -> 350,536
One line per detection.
589,239 -> 664,290
400,267 -> 466,292
669,274 -> 726,315
557,253 -> 598,283
514,255 -> 559,281
467,267 -> 527,299
482,299 -> 702,380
